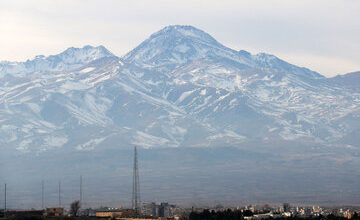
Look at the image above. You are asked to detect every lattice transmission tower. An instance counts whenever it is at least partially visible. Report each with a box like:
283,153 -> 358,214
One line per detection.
132,146 -> 141,216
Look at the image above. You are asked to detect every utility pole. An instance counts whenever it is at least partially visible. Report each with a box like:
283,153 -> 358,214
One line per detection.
58,181 -> 61,207
80,175 -> 82,206
132,146 -> 141,216
41,180 -> 44,210
4,183 -> 6,214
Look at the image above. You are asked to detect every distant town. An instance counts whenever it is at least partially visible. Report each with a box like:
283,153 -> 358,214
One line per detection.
1,147 -> 359,220
1,201 -> 360,220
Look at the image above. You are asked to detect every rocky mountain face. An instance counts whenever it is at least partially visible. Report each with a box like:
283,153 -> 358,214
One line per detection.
1,25 -> 359,153
329,71 -> 360,90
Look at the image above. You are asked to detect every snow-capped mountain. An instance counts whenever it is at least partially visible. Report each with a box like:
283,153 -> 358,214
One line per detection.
0,25 -> 359,153
0,45 -> 114,77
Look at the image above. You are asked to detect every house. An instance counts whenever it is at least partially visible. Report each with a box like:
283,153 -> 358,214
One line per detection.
46,207 -> 64,216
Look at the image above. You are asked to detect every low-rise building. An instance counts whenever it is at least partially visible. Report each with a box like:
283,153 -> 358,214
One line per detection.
46,207 -> 64,216
142,202 -> 176,218
95,208 -> 135,218
142,202 -> 159,217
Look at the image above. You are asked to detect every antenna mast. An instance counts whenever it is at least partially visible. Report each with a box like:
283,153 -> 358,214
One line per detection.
132,146 -> 141,216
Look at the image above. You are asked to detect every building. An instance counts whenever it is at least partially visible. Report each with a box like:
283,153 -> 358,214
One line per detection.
142,202 -> 176,218
46,208 -> 64,216
95,208 -> 135,218
159,203 -> 172,217
143,202 -> 159,217
96,210 -> 123,218
283,203 -> 291,213
79,208 -> 97,217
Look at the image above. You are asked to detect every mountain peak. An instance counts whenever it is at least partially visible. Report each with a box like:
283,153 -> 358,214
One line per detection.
123,25 -> 323,79
0,45 -> 116,76
123,25 -> 235,67
55,45 -> 115,63
152,25 -> 219,44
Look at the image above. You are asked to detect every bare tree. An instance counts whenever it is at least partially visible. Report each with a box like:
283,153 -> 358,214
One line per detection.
70,200 -> 81,216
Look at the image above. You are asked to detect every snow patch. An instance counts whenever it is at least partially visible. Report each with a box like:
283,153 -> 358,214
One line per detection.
43,135 -> 68,148
76,137 -> 106,151
80,67 -> 95,73
132,131 -> 170,148
177,90 -> 194,103
174,44 -> 190,53
200,89 -> 207,96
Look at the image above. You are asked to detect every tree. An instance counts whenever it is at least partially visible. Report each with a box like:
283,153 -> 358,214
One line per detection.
70,200 -> 81,216
242,210 -> 253,217
353,212 -> 359,220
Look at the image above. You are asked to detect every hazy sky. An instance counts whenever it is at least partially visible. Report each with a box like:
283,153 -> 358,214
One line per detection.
0,0 -> 359,77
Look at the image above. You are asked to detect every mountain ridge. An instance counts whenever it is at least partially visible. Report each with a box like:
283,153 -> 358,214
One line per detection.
329,70 -> 360,89
123,25 -> 324,80
0,45 -> 116,77
0,25 -> 359,153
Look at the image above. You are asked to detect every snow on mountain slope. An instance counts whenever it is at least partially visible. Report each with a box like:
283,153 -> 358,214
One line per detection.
252,52 -> 324,79
123,25 -> 253,72
124,25 -> 322,80
122,26 -> 359,145
0,25 -> 359,153
0,54 -> 218,152
0,45 -> 115,77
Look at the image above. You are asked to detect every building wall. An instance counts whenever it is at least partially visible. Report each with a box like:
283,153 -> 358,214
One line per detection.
46,208 -> 64,216
95,211 -> 123,218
